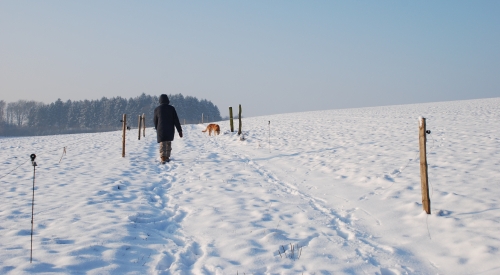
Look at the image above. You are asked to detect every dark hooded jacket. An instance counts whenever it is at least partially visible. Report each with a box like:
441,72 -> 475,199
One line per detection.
154,94 -> 182,143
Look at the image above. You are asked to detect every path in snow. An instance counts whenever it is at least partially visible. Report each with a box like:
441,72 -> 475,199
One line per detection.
153,124 -> 433,274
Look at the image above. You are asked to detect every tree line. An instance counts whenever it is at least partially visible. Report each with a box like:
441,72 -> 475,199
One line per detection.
0,94 -> 221,136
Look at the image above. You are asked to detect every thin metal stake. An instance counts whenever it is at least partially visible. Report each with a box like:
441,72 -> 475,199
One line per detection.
59,147 -> 66,163
30,154 -> 37,263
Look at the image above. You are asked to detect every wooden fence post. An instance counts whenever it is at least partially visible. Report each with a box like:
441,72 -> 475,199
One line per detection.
238,104 -> 242,135
229,107 -> 234,132
142,114 -> 145,137
419,117 -> 431,214
122,114 -> 126,157
138,115 -> 142,140
202,113 -> 204,124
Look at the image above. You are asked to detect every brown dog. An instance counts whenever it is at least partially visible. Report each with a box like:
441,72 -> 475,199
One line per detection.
202,124 -> 220,136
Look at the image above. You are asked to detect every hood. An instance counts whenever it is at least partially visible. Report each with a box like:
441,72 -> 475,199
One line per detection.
159,94 -> 170,104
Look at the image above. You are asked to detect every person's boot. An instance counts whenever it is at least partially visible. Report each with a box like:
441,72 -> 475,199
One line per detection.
161,156 -> 168,164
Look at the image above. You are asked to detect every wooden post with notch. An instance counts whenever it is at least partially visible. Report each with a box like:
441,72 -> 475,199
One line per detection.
138,115 -> 142,140
142,114 -> 145,137
122,114 -> 126,157
419,117 -> 431,214
229,107 -> 234,132
238,104 -> 242,135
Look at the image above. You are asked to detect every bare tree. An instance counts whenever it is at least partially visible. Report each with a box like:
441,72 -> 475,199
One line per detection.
5,102 -> 15,125
6,100 -> 39,126
0,100 -> 5,123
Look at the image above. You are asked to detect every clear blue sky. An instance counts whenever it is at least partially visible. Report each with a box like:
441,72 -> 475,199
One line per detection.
1,1 -> 499,117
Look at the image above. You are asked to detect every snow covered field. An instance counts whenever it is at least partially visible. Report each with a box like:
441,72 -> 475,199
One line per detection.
1,98 -> 499,274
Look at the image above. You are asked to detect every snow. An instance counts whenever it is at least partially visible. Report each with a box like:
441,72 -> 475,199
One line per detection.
1,97 -> 500,274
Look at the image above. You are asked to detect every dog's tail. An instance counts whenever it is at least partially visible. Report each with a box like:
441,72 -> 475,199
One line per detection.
202,127 -> 208,132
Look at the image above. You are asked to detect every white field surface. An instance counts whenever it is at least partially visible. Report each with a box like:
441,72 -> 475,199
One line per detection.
1,98 -> 500,275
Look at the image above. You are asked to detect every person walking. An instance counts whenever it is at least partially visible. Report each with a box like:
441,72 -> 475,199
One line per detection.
154,94 -> 183,163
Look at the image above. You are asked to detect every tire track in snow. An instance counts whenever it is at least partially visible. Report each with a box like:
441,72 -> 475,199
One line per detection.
146,125 -> 431,273
205,132 -> 425,273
